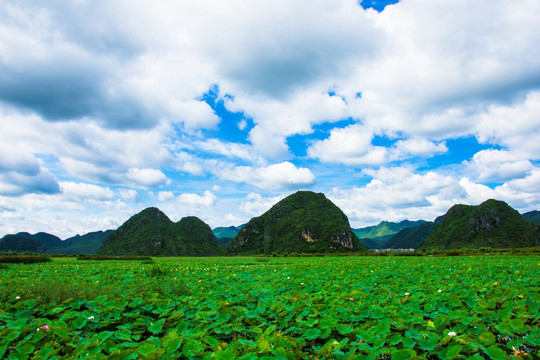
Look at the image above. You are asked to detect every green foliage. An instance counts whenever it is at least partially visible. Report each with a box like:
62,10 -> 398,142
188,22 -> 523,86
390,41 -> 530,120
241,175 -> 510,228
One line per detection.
57,230 -> 113,255
213,225 -> 244,239
227,191 -> 365,254
354,220 -> 425,239
385,222 -> 438,249
0,255 -> 537,358
522,210 -> 540,226
421,199 -> 540,249
98,207 -> 223,256
0,255 -> 52,264
353,220 -> 426,249
77,255 -> 152,261
144,265 -> 171,278
0,235 -> 48,253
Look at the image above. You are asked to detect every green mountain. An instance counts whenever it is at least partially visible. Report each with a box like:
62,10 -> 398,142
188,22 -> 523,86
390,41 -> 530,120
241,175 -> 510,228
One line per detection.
216,237 -> 233,247
60,230 -> 113,254
353,220 -> 426,249
0,234 -> 48,253
213,225 -> 243,239
98,208 -> 223,256
227,191 -> 365,254
522,210 -> 540,226
419,199 -> 540,249
384,222 -> 438,249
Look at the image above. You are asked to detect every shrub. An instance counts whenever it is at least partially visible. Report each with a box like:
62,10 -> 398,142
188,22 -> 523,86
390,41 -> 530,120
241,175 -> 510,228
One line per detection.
0,255 -> 52,264
77,255 -> 152,261
144,265 -> 171,278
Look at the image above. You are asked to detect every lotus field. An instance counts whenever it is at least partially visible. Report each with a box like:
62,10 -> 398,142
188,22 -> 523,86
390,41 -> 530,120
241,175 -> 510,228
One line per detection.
0,255 -> 538,359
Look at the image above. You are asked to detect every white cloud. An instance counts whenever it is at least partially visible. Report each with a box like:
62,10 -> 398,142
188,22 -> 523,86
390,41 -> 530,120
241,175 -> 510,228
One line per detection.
219,162 -> 315,190
329,167 -> 467,226
228,91 -> 351,159
126,168 -> 170,188
391,138 -> 448,159
177,190 -> 216,207
193,139 -> 263,163
463,150 -> 533,182
0,167 -> 59,197
308,124 -> 387,166
60,182 -> 114,201
239,193 -> 285,216
475,91 -> 540,158
157,191 -> 175,202
118,189 -> 138,201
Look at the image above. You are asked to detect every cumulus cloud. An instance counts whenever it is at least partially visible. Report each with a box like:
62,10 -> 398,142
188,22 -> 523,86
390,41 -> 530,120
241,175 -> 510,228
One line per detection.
463,150 -> 533,182
239,193 -> 285,216
193,139 -> 263,163
60,182 -> 114,201
475,91 -> 540,158
390,138 -> 448,159
329,167 -> 467,226
157,191 -> 175,202
349,0 -> 540,139
308,124 -> 387,166
0,167 -> 60,197
126,168 -> 170,188
177,190 -> 216,207
219,162 -> 315,190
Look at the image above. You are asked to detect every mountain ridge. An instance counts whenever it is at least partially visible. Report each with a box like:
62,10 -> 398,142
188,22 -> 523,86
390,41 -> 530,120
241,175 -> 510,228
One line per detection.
227,191 -> 365,254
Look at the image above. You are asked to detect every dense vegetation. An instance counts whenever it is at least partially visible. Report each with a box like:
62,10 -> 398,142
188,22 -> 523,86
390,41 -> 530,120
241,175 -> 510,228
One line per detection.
385,222 -> 438,249
59,231 -> 113,255
0,255 -> 537,359
98,208 -> 222,256
523,210 -> 540,226
420,199 -> 540,249
0,231 -> 112,255
0,235 -> 47,253
353,220 -> 426,249
228,191 -> 365,254
213,226 -> 243,239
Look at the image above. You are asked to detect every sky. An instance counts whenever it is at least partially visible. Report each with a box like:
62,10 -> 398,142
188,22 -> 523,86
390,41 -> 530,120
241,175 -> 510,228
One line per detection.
1,0 -> 540,239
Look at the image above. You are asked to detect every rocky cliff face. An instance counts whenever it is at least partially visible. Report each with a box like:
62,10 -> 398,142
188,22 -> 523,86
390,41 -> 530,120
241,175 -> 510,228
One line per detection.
420,199 -> 540,249
227,191 -> 365,254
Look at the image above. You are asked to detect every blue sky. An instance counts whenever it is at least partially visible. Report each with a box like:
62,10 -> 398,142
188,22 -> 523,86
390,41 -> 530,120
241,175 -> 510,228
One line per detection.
1,0 -> 540,238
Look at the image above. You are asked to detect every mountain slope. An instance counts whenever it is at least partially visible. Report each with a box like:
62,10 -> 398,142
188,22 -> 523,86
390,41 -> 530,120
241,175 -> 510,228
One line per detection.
420,199 -> 540,249
0,234 -> 48,253
60,230 -> 114,254
213,225 -> 243,239
98,208 -> 222,256
353,220 -> 426,249
384,222 -> 438,249
227,191 -> 365,254
522,210 -> 540,226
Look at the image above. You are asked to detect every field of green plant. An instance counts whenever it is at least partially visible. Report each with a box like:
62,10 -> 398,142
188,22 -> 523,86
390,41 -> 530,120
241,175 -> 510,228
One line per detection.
0,255 -> 538,359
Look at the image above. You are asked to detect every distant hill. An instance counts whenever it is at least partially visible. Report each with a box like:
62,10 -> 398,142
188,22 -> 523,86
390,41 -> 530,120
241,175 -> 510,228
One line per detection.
60,230 -> 113,254
357,237 -> 385,250
522,210 -> 540,226
384,222 -> 438,249
23,232 -> 63,250
213,225 -> 243,239
0,234 -> 48,253
420,199 -> 540,249
98,208 -> 223,256
216,237 -> 233,247
227,191 -> 365,254
353,220 -> 425,249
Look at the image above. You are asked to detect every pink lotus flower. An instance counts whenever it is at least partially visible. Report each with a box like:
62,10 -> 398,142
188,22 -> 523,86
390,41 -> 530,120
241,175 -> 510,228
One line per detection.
348,298 -> 355,301
42,325 -> 50,330
304,299 -> 308,302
